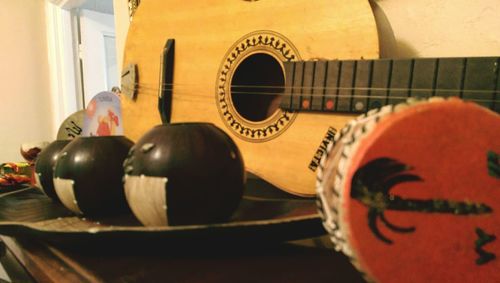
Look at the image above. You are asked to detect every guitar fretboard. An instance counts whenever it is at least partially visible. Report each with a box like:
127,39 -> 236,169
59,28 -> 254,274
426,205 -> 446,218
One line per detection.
281,57 -> 500,113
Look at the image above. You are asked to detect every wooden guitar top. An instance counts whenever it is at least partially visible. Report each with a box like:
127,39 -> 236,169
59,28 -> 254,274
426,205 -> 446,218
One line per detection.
122,0 -> 379,196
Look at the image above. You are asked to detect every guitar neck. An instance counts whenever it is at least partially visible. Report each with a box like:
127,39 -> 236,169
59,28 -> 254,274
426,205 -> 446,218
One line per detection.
281,57 -> 500,114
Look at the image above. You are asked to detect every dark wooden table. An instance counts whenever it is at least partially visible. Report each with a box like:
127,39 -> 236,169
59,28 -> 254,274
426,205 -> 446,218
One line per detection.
0,236 -> 365,283
0,179 -> 365,282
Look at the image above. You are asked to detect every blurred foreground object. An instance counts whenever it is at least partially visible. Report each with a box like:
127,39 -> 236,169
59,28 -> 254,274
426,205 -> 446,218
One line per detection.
317,98 -> 500,283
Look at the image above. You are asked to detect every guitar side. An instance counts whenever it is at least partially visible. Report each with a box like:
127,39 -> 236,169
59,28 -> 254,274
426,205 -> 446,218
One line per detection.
122,0 -> 379,196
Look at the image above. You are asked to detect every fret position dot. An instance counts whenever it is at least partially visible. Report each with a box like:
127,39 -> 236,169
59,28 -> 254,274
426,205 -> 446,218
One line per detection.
326,100 -> 334,110
302,100 -> 310,109
355,102 -> 364,111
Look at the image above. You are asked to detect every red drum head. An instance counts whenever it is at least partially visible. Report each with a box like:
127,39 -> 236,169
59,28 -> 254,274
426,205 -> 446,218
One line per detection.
317,98 -> 500,283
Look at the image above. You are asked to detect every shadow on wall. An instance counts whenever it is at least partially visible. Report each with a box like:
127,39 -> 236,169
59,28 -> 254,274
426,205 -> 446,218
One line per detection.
370,0 -> 419,58
395,40 -> 420,58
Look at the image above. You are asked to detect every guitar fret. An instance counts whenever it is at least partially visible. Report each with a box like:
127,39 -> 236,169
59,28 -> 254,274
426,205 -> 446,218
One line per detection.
334,61 -> 343,112
324,61 -> 340,112
352,60 -> 372,113
412,58 -> 437,99
350,61 -> 358,111
337,60 -> 355,112
301,61 -> 315,110
369,59 -> 391,110
436,58 -> 466,97
348,61 -> 358,112
389,59 -> 413,105
366,59 -> 374,110
385,59 -> 393,106
291,61 -> 304,110
312,61 -> 327,111
463,57 -> 498,109
408,59 -> 415,97
281,61 -> 295,110
459,58 -> 467,98
432,59 -> 440,97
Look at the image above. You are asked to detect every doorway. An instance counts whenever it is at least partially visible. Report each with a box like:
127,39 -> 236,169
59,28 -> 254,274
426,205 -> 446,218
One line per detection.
46,0 -> 118,118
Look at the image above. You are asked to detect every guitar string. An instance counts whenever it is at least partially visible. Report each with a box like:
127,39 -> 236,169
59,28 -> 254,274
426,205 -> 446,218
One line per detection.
127,95 -> 498,111
119,89 -> 500,117
129,85 -> 500,99
121,86 -> 500,104
123,87 -> 500,104
129,82 -> 500,94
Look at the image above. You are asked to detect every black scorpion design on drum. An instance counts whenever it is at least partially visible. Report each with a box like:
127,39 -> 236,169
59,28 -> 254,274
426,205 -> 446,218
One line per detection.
351,157 -> 493,244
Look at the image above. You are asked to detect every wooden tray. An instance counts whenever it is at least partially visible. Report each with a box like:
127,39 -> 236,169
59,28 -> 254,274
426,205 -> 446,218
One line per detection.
0,182 -> 325,250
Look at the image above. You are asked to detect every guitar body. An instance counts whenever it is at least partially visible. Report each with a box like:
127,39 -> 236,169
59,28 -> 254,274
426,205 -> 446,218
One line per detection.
122,0 -> 379,196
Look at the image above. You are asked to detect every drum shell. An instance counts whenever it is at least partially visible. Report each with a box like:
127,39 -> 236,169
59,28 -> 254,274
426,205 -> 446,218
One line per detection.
124,123 -> 245,226
34,140 -> 71,201
53,136 -> 134,216
317,98 -> 500,283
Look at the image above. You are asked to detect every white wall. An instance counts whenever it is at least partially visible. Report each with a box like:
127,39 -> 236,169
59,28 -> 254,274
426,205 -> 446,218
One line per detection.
0,0 -> 53,162
374,0 -> 500,58
112,0 -> 500,66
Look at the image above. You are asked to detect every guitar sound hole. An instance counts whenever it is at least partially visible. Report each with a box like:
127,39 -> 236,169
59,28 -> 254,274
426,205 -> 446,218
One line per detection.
231,53 -> 284,122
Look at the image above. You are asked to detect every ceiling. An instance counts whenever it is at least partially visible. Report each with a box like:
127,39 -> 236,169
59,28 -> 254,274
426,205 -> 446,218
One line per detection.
80,0 -> 114,15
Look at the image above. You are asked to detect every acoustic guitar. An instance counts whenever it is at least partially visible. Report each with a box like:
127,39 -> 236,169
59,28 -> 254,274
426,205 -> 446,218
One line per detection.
121,0 -> 499,197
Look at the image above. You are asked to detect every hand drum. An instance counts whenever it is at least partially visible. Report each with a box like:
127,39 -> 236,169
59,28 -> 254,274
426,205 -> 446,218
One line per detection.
317,98 -> 500,283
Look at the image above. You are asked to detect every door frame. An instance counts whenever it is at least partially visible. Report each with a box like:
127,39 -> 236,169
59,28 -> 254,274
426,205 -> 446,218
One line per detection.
45,0 -> 84,124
